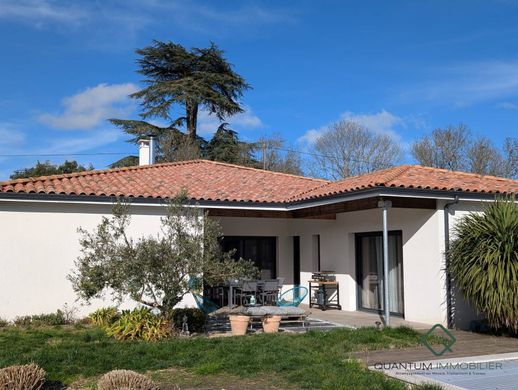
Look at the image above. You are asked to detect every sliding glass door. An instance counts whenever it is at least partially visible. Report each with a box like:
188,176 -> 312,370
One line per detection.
356,231 -> 404,316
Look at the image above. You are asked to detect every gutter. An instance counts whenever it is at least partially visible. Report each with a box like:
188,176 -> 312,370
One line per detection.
0,187 -> 504,212
444,195 -> 459,329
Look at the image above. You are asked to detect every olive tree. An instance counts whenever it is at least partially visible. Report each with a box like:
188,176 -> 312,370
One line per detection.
69,192 -> 258,315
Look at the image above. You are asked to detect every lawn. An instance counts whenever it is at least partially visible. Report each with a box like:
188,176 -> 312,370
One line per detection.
0,325 -> 440,389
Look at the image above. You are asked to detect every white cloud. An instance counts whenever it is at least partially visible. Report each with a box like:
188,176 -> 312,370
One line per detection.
340,110 -> 404,138
0,126 -> 26,147
406,60 -> 518,106
497,101 -> 518,109
39,83 -> 138,130
298,110 -> 405,145
41,129 -> 121,154
0,0 -> 293,41
298,128 -> 325,145
197,106 -> 263,136
0,0 -> 86,25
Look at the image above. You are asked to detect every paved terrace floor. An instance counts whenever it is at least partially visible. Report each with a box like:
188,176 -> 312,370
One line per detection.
304,305 -> 518,364
356,329 -> 518,366
302,304 -> 430,330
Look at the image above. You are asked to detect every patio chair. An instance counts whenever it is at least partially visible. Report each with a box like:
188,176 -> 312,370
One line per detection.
276,277 -> 285,289
258,279 -> 279,305
192,293 -> 220,315
278,285 -> 308,307
188,275 -> 202,292
235,280 -> 258,306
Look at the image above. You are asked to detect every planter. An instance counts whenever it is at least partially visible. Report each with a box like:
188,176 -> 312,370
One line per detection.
262,315 -> 281,333
229,315 -> 250,336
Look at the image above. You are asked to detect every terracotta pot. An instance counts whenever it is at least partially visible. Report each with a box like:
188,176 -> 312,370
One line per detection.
229,315 -> 250,336
262,315 -> 281,333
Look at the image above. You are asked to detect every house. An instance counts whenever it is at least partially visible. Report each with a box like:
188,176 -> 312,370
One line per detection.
1,141 -> 517,328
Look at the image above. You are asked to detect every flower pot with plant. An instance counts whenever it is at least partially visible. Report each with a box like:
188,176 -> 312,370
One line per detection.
262,315 -> 281,333
229,314 -> 250,336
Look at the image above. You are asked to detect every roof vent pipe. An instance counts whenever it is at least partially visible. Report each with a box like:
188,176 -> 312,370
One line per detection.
138,136 -> 156,166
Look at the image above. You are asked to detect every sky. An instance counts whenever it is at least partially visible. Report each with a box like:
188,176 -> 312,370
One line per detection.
1,0 -> 518,180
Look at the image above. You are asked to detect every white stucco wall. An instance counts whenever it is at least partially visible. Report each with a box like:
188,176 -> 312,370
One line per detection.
0,200 -> 195,320
0,197 -> 488,328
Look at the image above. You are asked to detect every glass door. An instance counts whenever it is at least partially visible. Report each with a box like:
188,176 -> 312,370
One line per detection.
355,231 -> 404,316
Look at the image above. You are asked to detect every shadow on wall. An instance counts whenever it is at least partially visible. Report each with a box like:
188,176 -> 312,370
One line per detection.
450,283 -> 484,330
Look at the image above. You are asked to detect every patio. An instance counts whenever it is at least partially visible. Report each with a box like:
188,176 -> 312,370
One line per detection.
301,304 -> 431,330
203,302 -> 430,335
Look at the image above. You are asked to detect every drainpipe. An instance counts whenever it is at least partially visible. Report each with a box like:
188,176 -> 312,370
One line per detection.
444,195 -> 459,329
378,199 -> 392,327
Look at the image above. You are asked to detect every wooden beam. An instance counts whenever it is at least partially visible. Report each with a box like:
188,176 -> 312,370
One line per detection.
206,197 -> 436,219
292,198 -> 379,218
206,208 -> 291,219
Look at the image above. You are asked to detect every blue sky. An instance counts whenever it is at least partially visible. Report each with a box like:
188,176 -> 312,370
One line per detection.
1,0 -> 518,179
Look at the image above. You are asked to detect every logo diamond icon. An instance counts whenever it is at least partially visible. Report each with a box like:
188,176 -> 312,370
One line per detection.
420,323 -> 456,356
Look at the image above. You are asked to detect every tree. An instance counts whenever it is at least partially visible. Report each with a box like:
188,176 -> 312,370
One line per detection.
467,137 -> 504,177
256,135 -> 303,175
111,40 -> 250,160
447,198 -> 518,333
109,156 -> 139,169
68,192 -> 259,315
502,137 -> 518,179
412,125 -> 518,179
309,120 -> 402,180
411,124 -> 470,171
206,123 -> 257,165
10,160 -> 93,180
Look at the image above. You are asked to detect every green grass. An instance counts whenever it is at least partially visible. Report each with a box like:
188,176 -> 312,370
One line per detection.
0,325 -> 436,389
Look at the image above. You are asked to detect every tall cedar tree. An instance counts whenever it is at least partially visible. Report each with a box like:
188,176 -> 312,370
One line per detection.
206,123 -> 256,165
111,40 -> 250,160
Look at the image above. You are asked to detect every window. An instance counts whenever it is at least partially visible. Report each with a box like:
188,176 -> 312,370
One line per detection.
312,234 -> 321,272
221,236 -> 277,279
355,231 -> 404,316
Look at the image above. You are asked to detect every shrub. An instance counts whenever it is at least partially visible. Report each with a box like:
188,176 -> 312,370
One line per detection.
105,308 -> 171,341
0,317 -> 9,328
30,310 -> 67,326
89,307 -> 119,327
13,316 -> 33,327
97,369 -> 158,390
12,307 -> 76,327
448,197 -> 518,333
0,363 -> 46,390
170,308 -> 206,333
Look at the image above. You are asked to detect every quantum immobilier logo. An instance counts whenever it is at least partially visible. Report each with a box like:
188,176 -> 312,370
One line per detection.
420,323 -> 456,356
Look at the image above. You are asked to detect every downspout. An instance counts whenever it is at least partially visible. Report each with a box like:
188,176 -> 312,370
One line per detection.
378,199 -> 392,327
444,195 -> 459,329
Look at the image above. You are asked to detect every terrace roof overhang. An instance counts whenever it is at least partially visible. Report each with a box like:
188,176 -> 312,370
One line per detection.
0,186 -> 504,219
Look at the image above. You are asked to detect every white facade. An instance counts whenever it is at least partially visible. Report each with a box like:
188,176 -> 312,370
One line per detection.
0,200 -> 195,320
0,196 -> 484,327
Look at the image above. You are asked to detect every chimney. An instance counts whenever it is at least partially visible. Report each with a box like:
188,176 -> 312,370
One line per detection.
138,136 -> 156,166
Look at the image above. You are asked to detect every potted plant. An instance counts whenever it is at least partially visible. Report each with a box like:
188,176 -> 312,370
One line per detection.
229,314 -> 250,336
262,315 -> 281,333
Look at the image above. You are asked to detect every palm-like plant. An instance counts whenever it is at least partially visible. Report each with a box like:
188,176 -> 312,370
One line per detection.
448,197 -> 518,333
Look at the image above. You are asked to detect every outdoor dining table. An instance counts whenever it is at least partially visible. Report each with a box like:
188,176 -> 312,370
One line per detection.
226,279 -> 277,308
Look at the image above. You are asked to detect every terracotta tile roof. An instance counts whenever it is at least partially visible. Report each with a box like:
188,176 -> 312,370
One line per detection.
1,162 -> 517,204
291,165 -> 518,201
0,160 -> 327,203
